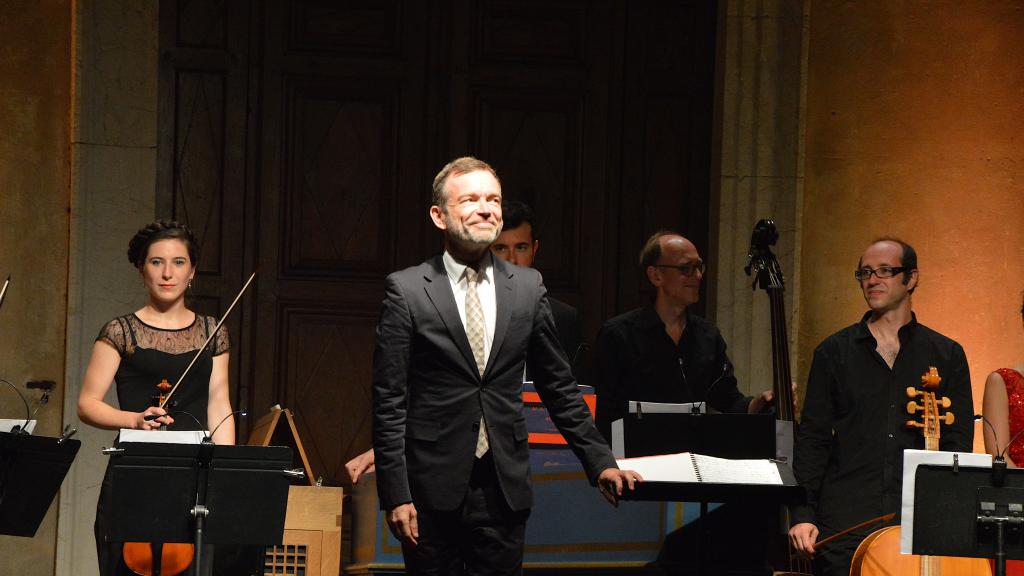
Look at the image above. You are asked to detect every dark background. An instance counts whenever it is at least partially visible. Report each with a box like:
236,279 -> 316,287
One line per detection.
157,0 -> 717,487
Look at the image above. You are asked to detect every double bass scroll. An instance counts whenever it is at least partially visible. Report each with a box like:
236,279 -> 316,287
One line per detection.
745,219 -> 796,426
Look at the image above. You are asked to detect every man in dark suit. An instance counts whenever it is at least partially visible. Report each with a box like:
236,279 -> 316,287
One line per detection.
373,157 -> 639,575
490,200 -> 581,369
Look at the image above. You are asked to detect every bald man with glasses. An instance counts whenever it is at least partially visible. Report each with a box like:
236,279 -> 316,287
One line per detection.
592,230 -> 774,442
788,238 -> 973,576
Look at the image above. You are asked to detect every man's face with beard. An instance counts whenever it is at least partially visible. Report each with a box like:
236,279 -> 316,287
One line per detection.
430,169 -> 503,254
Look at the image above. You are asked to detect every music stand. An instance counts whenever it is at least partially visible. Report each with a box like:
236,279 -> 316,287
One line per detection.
616,412 -> 798,575
913,463 -> 1024,576
0,431 -> 81,536
614,412 -> 776,459
107,441 -> 296,570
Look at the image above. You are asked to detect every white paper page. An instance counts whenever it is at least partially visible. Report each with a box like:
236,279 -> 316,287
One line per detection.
0,419 -> 36,434
691,453 -> 783,485
627,400 -> 705,414
776,419 -> 794,465
616,452 -> 699,483
611,418 -> 625,459
118,429 -> 207,444
900,449 -> 991,554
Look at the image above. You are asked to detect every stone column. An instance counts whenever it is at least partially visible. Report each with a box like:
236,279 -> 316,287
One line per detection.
57,3 -> 159,575
712,0 -> 808,398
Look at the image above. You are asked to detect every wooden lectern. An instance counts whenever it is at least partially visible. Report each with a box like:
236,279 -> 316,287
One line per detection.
248,407 -> 344,576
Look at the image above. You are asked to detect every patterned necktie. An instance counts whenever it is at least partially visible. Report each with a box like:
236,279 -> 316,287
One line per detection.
465,266 -> 489,457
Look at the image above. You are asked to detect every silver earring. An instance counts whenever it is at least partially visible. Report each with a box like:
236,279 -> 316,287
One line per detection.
188,280 -> 193,290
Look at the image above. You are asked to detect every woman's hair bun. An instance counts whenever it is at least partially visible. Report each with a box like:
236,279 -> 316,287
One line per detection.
127,219 -> 200,268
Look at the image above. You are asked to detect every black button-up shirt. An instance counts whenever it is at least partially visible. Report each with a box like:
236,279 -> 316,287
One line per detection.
592,307 -> 751,441
792,312 -> 974,536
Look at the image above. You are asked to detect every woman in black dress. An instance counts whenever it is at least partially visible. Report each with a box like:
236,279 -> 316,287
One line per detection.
77,220 -> 234,575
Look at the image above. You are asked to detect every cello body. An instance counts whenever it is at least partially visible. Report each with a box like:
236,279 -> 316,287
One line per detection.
850,526 -> 991,576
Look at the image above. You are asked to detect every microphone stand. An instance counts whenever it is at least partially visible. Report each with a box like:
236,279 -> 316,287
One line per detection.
975,413 -> 1024,576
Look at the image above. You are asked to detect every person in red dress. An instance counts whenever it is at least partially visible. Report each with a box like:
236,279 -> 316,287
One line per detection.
982,291 -> 1024,576
983,292 -> 1024,465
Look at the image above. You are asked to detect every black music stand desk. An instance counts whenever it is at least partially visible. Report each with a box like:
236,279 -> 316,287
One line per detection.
913,462 -> 1024,576
0,431 -> 81,537
616,412 -> 804,575
107,441 -> 296,570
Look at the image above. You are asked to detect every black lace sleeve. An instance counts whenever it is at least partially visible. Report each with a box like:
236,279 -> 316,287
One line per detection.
207,316 -> 231,356
96,317 -> 129,356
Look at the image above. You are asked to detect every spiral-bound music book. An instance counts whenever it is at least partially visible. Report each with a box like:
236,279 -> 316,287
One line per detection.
616,451 -> 782,485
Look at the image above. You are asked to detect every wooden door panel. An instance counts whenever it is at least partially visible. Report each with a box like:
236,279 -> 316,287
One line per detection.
282,78 -> 398,278
172,70 -> 227,276
279,304 -> 376,483
476,96 -> 582,291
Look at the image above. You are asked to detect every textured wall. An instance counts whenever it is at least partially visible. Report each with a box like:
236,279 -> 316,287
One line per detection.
0,0 -> 72,574
799,2 -> 1024,449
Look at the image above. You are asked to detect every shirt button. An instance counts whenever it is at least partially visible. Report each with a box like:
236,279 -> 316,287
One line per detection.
888,433 -> 894,439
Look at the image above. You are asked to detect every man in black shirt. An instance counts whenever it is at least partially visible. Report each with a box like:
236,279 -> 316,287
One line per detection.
788,238 -> 973,576
490,200 -> 582,367
593,231 -> 773,442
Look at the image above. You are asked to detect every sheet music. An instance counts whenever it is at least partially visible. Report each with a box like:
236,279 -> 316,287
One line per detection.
118,429 -> 207,444
616,452 -> 700,482
0,419 -> 36,434
691,453 -> 783,484
616,452 -> 782,485
899,449 -> 991,554
627,400 -> 705,414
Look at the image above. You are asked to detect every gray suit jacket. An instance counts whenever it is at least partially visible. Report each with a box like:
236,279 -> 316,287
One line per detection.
372,255 -> 615,511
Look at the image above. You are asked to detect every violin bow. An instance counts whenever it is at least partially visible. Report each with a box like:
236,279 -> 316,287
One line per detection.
158,270 -> 257,410
0,274 -> 10,311
813,512 -> 895,551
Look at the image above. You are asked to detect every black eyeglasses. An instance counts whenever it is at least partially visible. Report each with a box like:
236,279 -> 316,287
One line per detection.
653,260 -> 706,277
854,266 -> 907,282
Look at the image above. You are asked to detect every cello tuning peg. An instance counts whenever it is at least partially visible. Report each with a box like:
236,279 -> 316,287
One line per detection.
942,413 -> 955,425
939,396 -> 951,409
905,387 -> 920,398
906,420 -> 923,428
906,401 -> 921,414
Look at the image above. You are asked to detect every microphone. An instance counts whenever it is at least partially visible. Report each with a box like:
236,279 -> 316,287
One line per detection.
975,413 -> 1020,487
26,380 -> 55,422
695,362 -> 730,414
571,342 -> 590,386
206,410 -> 247,444
1,377 -> 31,434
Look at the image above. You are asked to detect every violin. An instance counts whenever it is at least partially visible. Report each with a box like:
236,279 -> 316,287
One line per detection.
849,367 -> 991,576
122,541 -> 195,576
121,379 -> 194,576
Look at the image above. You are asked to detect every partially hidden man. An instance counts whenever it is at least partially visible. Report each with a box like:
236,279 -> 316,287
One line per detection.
789,238 -> 973,575
372,156 -> 640,575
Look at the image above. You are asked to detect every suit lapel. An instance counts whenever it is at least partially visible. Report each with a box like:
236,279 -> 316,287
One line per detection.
423,255 -> 479,375
487,257 -> 515,377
